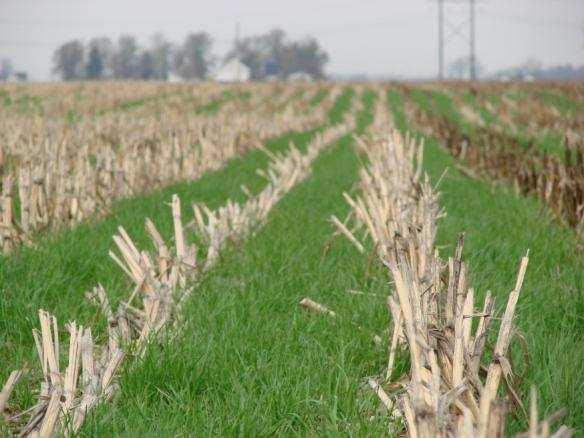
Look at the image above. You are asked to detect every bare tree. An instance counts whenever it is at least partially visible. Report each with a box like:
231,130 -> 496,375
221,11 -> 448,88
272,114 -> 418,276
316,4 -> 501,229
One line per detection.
87,37 -> 113,78
282,37 -> 328,79
448,55 -> 483,80
173,32 -> 214,80
0,58 -> 14,81
86,45 -> 104,79
138,50 -> 156,80
225,29 -> 329,80
112,35 -> 139,79
149,33 -> 173,80
225,36 -> 265,79
52,40 -> 85,80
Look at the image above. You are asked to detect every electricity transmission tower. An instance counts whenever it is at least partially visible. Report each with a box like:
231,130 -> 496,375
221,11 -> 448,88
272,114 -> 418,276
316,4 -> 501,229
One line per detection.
436,0 -> 478,81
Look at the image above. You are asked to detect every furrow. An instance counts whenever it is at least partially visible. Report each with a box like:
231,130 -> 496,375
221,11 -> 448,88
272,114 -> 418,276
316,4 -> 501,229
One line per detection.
0,94 -> 359,436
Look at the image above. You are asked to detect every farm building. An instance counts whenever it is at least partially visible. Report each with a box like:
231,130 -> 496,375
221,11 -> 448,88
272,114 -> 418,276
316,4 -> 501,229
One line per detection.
215,58 -> 250,82
166,72 -> 184,83
1,71 -> 28,82
288,71 -> 314,82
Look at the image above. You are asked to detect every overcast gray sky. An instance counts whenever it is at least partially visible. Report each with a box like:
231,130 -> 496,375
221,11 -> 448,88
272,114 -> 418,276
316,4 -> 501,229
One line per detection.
0,0 -> 582,80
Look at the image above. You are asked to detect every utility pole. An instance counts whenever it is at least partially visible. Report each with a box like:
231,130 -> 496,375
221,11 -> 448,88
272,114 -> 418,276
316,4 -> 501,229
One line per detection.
470,0 -> 476,80
235,22 -> 241,80
435,0 -> 480,81
438,0 -> 444,80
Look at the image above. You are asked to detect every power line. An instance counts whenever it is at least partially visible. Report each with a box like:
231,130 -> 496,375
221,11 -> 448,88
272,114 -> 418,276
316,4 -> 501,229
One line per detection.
477,10 -> 583,29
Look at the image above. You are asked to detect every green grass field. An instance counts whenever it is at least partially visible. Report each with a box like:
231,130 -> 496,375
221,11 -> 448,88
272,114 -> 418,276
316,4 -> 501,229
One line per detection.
0,82 -> 582,436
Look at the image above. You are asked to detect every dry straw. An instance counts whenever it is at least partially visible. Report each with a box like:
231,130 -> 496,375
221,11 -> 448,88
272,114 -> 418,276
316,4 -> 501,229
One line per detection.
0,82 -> 341,252
332,93 -> 573,437
0,99 -> 357,437
404,85 -> 584,235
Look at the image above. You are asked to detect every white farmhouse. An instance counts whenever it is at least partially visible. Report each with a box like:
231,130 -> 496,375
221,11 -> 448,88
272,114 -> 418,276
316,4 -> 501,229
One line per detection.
167,72 -> 184,83
287,71 -> 313,82
5,71 -> 28,82
215,59 -> 250,83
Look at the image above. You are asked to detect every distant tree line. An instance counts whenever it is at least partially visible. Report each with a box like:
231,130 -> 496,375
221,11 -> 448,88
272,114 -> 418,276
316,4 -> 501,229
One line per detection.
0,58 -> 14,81
52,32 -> 210,81
0,58 -> 29,82
491,58 -> 584,81
52,29 -> 329,81
225,29 -> 328,80
445,55 -> 584,81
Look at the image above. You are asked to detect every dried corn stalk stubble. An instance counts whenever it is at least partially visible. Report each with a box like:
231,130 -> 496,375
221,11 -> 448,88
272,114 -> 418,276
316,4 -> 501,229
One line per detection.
0,83 -> 342,252
0,104 -> 357,437
332,97 -> 572,437
403,85 -> 584,235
